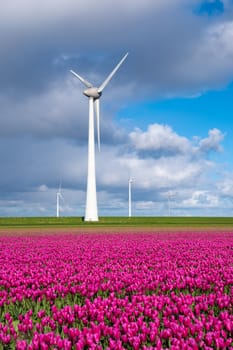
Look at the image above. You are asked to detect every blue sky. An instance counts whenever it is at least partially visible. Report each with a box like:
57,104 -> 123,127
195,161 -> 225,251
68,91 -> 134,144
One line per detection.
0,0 -> 233,217
118,83 -> 233,161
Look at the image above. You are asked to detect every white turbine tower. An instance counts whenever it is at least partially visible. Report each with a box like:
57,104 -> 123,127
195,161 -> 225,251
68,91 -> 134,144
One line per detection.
128,177 -> 134,217
70,53 -> 128,221
56,184 -> 64,218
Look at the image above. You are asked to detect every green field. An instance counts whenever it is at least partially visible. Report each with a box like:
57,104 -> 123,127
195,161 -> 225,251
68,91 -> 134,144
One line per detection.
1,216 -> 233,229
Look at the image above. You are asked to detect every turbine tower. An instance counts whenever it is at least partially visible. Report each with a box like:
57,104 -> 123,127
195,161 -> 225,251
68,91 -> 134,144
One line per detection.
167,191 -> 174,217
56,184 -> 64,218
128,177 -> 133,217
70,53 -> 128,221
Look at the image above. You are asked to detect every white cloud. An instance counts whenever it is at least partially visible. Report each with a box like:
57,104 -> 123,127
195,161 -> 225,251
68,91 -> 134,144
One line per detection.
38,185 -> 49,192
217,173 -> 233,197
182,190 -> 220,208
0,123 -> 226,216
129,124 -> 224,158
130,124 -> 191,156
198,128 -> 225,153
96,124 -> 224,196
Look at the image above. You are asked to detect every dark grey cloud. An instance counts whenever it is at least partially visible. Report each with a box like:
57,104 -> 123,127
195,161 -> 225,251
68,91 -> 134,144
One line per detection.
1,0 -> 233,99
0,78 -> 127,146
0,137 -> 85,193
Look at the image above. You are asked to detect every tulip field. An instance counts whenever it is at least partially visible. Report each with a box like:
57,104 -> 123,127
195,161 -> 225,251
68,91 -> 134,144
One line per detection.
0,231 -> 232,349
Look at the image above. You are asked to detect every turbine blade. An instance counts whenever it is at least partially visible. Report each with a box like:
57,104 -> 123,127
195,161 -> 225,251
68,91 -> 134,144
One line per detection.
70,70 -> 93,88
94,99 -> 101,152
58,191 -> 65,202
98,52 -> 128,93
58,181 -> 62,194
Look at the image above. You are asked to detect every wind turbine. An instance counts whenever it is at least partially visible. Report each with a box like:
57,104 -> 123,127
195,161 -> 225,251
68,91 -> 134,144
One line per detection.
167,191 -> 175,217
128,177 -> 134,217
70,53 -> 128,221
56,184 -> 64,218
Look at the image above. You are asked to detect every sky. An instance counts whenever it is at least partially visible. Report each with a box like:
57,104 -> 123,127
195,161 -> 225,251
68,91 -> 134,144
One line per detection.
1,0 -> 233,217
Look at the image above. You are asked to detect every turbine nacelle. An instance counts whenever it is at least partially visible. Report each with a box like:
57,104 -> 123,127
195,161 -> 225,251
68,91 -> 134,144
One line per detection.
83,87 -> 102,99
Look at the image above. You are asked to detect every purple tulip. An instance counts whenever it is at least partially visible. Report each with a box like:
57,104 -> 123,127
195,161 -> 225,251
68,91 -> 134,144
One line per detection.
0,231 -> 232,348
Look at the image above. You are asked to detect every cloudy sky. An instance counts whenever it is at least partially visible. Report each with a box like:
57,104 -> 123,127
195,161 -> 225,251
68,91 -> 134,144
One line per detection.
1,0 -> 233,217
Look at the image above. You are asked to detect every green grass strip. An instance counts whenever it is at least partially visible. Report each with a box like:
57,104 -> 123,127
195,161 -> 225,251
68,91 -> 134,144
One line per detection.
0,216 -> 233,229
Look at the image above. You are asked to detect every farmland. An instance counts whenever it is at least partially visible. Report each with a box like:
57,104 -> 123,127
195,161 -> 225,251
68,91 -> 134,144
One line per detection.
1,216 -> 233,229
0,230 -> 232,349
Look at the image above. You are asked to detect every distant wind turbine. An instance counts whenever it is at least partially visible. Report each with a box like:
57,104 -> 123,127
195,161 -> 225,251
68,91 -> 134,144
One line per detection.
128,177 -> 134,217
167,191 -> 175,217
56,184 -> 64,218
70,53 -> 128,221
